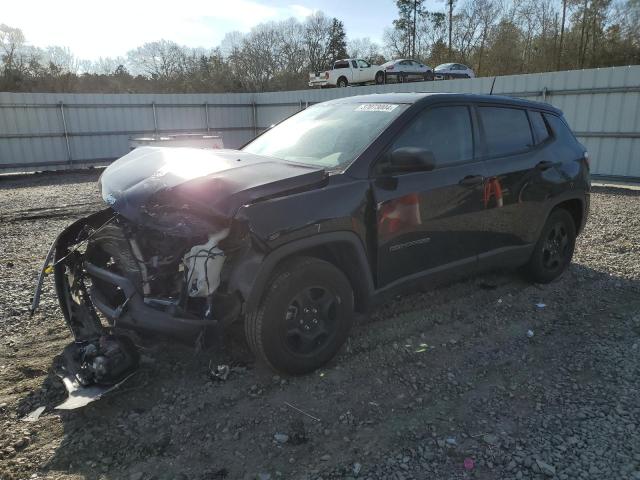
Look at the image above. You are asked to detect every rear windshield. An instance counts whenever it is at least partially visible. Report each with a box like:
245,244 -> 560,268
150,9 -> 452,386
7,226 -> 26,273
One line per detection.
243,102 -> 408,169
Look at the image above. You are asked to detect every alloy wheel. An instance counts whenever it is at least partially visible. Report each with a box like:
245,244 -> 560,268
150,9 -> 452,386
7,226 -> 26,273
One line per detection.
284,286 -> 338,356
541,222 -> 570,270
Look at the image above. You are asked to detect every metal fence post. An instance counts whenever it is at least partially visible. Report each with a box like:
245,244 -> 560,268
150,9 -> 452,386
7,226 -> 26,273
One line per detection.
251,101 -> 258,137
59,101 -> 72,163
152,102 -> 158,137
204,102 -> 210,132
542,87 -> 548,102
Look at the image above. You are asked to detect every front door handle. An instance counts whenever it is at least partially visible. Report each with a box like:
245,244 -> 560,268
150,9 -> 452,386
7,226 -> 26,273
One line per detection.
459,174 -> 485,186
536,160 -> 555,171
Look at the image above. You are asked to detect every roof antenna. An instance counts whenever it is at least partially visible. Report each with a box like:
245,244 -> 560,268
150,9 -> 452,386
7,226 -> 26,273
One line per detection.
489,76 -> 497,95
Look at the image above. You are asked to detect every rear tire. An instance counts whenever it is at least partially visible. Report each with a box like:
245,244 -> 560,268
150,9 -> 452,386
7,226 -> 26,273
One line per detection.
337,77 -> 348,88
375,71 -> 385,84
245,257 -> 354,375
526,209 -> 576,283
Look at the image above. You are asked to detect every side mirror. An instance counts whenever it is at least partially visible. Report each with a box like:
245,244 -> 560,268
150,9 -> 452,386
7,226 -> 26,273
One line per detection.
385,147 -> 436,173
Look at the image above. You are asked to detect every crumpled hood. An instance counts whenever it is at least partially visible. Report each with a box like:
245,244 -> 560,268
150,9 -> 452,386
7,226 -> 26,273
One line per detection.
99,147 -> 326,226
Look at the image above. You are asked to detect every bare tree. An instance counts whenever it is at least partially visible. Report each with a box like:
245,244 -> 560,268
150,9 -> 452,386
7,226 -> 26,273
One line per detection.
304,12 -> 332,72
448,0 -> 456,54
127,40 -> 186,79
90,57 -> 127,75
0,24 -> 25,72
452,1 -> 484,61
557,0 -> 568,68
474,0 -> 499,75
383,27 -> 409,58
348,38 -> 385,64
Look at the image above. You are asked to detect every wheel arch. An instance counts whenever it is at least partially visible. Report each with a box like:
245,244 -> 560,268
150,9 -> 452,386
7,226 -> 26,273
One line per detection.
551,197 -> 585,234
229,232 -> 375,316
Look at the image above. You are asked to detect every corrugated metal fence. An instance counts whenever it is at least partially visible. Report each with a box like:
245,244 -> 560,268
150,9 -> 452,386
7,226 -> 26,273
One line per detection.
1,65 -> 639,177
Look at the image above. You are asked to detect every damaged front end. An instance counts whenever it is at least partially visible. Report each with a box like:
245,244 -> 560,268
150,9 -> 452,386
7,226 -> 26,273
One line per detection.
32,147 -> 326,407
53,208 -> 242,340
35,205 -> 245,408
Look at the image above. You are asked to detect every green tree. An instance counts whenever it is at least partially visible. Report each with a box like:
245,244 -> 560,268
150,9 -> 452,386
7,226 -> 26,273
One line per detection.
327,18 -> 348,63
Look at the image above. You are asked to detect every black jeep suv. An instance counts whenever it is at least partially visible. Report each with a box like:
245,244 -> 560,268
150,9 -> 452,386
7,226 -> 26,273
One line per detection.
36,93 -> 590,382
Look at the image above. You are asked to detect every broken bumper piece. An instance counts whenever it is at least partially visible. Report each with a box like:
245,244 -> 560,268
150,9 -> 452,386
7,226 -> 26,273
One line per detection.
54,335 -> 139,409
84,260 -> 221,339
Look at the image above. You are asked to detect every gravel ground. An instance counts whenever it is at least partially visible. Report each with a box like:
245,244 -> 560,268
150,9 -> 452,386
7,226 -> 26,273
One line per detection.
0,172 -> 639,480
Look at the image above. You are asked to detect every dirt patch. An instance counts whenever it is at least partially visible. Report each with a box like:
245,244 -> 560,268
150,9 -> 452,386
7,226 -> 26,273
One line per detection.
1,176 -> 639,480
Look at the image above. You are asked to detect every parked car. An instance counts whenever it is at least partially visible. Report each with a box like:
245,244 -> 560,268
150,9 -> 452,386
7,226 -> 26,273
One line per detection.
434,63 -> 475,79
309,58 -> 385,87
35,93 -> 590,395
381,59 -> 434,82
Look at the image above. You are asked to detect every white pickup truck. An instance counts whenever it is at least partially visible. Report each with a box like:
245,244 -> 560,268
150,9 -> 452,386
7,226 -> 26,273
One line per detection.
309,58 -> 385,88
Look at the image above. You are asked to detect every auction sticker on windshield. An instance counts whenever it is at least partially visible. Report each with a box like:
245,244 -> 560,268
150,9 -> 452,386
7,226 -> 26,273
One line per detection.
356,104 -> 399,112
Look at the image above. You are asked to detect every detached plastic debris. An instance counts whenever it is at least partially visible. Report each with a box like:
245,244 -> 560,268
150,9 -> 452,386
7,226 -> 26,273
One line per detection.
535,303 -> 546,309
54,335 -> 139,409
22,406 -> 45,422
464,458 -> 475,470
527,329 -> 535,338
209,363 -> 230,381
55,372 -> 137,410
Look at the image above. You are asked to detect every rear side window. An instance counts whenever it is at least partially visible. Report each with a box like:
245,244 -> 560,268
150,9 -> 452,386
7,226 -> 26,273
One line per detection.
390,106 -> 473,167
529,111 -> 551,144
334,61 -> 349,69
479,107 -> 533,156
544,113 -> 578,145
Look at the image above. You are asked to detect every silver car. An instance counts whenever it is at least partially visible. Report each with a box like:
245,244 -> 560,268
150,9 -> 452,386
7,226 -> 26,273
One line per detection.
381,59 -> 434,82
434,63 -> 475,79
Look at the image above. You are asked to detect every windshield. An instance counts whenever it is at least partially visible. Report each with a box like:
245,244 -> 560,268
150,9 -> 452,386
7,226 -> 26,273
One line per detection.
243,102 -> 408,169
435,63 -> 453,70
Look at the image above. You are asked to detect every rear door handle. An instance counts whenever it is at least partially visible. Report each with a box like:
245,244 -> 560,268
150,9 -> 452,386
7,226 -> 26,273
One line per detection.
459,175 -> 485,186
536,160 -> 555,171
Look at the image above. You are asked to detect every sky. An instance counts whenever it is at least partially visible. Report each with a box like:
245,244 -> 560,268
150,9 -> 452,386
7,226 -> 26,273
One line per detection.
1,0 -> 442,61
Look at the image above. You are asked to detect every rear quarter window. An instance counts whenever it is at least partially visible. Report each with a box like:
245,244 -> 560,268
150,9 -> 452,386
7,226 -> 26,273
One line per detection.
479,106 -> 533,156
529,111 -> 551,144
544,113 -> 578,145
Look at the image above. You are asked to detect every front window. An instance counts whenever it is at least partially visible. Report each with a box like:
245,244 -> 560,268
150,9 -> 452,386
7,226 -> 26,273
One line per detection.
435,63 -> 453,70
243,102 -> 408,169
387,106 -> 474,168
357,59 -> 371,68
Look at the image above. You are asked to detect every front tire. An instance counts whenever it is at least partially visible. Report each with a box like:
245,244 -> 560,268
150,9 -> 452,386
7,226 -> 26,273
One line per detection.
375,71 -> 385,84
245,257 -> 354,375
337,77 -> 348,88
526,209 -> 576,283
